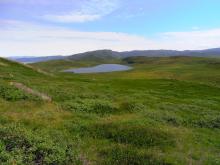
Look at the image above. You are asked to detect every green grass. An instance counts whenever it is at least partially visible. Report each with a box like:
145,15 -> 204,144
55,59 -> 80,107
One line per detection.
0,56 -> 220,164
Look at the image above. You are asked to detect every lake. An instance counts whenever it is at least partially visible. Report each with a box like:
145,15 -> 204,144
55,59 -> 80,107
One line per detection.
64,64 -> 132,74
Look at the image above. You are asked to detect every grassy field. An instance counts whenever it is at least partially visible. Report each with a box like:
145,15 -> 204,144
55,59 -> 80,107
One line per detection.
0,56 -> 220,164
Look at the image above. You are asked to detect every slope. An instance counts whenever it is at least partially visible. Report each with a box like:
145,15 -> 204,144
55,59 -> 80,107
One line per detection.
1,56 -> 220,164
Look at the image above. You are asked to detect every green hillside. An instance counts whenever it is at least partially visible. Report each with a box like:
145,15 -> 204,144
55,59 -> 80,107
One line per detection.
0,56 -> 220,164
31,58 -> 121,73
68,50 -> 120,61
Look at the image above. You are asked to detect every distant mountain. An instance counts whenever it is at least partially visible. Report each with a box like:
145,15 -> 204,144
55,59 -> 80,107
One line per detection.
68,50 -> 120,61
119,50 -> 185,58
119,48 -> 220,58
67,48 -> 220,60
192,48 -> 220,56
8,56 -> 65,63
8,48 -> 220,64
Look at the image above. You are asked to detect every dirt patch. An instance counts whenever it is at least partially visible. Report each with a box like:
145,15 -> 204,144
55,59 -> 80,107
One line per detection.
10,82 -> 52,102
0,62 -> 8,66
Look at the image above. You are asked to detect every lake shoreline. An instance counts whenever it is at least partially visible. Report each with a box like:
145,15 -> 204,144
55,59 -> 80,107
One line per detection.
63,64 -> 132,74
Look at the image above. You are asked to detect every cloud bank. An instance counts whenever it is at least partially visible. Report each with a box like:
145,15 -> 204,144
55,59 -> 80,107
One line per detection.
43,0 -> 120,23
1,20 -> 220,57
0,0 -> 120,23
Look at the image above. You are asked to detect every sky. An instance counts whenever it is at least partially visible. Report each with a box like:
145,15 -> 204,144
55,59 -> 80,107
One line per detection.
1,0 -> 220,57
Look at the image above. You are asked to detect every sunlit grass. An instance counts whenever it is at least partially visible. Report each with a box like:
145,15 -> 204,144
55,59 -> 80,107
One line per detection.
0,56 -> 220,164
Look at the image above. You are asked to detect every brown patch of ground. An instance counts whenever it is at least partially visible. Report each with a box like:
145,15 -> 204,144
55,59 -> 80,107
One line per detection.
11,82 -> 52,102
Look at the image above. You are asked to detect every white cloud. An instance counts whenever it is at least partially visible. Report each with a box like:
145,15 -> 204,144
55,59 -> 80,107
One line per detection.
44,12 -> 101,23
0,0 -> 120,23
159,29 -> 220,50
43,0 -> 120,23
0,20 -> 220,57
0,20 -> 154,56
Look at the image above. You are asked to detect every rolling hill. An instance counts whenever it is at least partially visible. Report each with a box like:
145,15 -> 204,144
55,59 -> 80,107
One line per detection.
67,48 -> 220,60
9,47 -> 220,64
1,56 -> 220,164
68,49 -> 120,61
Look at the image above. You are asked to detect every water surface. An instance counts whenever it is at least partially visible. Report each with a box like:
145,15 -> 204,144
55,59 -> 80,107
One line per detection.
64,64 -> 132,74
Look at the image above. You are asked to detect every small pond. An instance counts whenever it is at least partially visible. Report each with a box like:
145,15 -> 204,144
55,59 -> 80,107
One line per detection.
64,64 -> 132,74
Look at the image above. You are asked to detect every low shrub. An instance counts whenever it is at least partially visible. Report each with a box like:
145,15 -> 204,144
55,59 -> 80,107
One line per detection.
99,145 -> 171,165
61,99 -> 118,115
195,117 -> 220,129
163,116 -> 181,126
0,85 -> 39,101
83,123 -> 175,148
0,125 -> 81,165
120,101 -> 145,112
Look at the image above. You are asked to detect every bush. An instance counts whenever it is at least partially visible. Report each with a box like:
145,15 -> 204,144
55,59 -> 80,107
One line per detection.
83,123 -> 175,148
120,101 -> 145,112
99,145 -> 171,165
0,85 -> 39,101
163,116 -> 181,126
0,125 -> 81,165
61,99 -> 118,115
196,117 -> 220,129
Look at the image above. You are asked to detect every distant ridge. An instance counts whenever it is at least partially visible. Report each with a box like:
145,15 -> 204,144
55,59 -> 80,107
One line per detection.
67,48 -> 220,60
68,50 -> 120,61
8,48 -> 220,63
8,56 -> 65,63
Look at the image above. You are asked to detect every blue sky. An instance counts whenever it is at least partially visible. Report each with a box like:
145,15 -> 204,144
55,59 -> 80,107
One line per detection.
1,0 -> 220,56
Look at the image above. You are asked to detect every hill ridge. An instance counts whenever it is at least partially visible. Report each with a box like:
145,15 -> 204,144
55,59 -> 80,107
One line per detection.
7,47 -> 220,64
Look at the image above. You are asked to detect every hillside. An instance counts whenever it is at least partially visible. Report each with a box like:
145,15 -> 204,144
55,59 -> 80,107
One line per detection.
30,48 -> 220,73
120,48 -> 220,58
10,48 -> 220,64
31,51 -> 122,72
32,56 -> 220,86
1,56 -> 220,164
0,57 -> 47,81
62,47 -> 220,59
68,49 -> 120,61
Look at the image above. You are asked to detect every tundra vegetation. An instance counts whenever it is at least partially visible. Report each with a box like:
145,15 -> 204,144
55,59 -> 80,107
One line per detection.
0,56 -> 220,164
